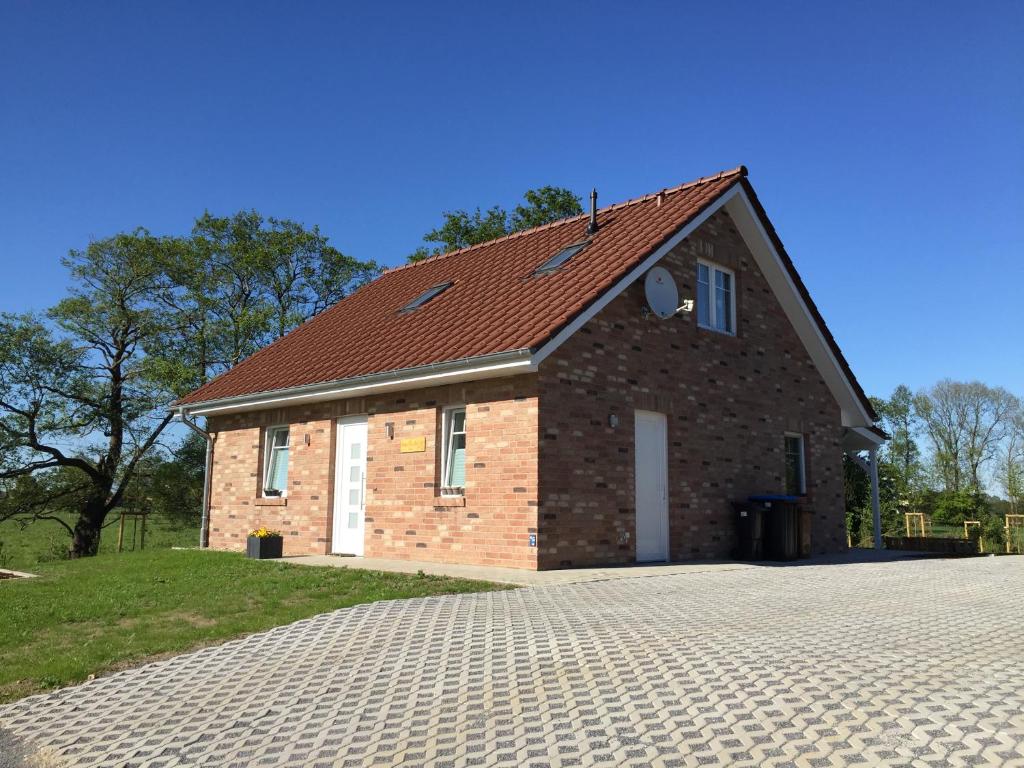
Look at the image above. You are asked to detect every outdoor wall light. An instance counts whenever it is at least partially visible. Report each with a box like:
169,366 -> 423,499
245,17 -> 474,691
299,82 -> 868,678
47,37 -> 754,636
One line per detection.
384,422 -> 395,439
608,413 -> 619,429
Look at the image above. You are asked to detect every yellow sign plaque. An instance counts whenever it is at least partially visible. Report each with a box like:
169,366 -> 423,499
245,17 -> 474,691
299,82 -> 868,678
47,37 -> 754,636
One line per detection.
399,436 -> 426,453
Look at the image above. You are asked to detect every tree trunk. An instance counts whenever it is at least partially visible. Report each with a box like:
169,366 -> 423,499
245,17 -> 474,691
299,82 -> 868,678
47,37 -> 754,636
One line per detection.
70,500 -> 108,558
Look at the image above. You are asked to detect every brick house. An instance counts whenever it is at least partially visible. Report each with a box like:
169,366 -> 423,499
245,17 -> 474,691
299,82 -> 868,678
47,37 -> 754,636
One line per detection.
175,166 -> 884,570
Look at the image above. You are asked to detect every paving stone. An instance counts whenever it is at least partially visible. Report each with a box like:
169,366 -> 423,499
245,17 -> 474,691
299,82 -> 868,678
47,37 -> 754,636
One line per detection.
1,558 -> 1023,766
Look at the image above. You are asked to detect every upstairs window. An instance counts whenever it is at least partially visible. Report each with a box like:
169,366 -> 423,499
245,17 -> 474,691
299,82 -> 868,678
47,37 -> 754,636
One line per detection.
400,282 -> 453,312
441,407 -> 467,495
784,434 -> 806,496
264,426 -> 290,496
534,241 -> 587,276
697,261 -> 735,334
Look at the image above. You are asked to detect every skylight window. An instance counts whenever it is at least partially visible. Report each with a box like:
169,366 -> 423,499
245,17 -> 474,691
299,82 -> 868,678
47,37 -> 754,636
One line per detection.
533,241 -> 587,276
399,282 -> 453,313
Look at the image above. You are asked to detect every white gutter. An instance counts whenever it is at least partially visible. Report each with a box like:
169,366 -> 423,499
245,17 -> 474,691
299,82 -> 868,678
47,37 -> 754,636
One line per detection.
174,349 -> 536,417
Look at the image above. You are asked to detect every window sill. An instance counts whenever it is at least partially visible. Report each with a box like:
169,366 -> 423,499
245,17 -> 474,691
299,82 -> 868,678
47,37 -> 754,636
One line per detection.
433,496 -> 466,508
255,497 -> 288,507
697,323 -> 736,337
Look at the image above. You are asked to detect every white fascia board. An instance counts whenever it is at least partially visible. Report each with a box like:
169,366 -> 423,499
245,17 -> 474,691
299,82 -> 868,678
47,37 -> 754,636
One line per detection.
843,426 -> 886,452
178,357 -> 536,417
531,184 -> 741,367
724,189 -> 875,429
851,426 -> 886,446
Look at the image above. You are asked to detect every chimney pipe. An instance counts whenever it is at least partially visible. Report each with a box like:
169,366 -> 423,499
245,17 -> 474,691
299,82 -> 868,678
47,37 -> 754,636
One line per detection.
586,188 -> 598,234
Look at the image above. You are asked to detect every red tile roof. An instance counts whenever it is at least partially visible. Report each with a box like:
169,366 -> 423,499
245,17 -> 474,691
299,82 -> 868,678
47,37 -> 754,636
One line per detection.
178,166 -> 875,421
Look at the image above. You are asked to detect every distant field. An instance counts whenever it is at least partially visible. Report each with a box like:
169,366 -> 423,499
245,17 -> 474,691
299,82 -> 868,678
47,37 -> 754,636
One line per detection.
0,513 -> 198,572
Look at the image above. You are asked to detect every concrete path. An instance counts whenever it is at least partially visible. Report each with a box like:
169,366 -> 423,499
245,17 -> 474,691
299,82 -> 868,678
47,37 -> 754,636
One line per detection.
2,556 -> 1022,767
280,548 -> 924,586
281,554 -> 755,585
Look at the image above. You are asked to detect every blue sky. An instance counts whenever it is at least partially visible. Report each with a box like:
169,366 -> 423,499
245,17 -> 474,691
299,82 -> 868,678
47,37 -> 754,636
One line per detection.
1,1 -> 1021,401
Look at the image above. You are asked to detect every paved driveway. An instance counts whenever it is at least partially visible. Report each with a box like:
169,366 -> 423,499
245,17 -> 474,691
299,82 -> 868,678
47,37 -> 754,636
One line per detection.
2,557 -> 1022,767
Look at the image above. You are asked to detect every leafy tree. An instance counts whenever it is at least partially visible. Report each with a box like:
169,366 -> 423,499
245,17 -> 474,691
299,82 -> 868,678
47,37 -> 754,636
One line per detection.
128,431 -> 207,527
843,455 -> 871,545
0,233 -> 171,556
1,215 -> 377,557
409,186 -> 582,261
930,488 -> 988,525
872,386 -> 921,482
871,385 -> 926,518
154,211 -> 378,391
511,187 -> 585,230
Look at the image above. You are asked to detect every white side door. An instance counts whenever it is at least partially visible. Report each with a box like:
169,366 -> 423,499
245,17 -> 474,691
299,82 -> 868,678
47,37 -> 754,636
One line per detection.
634,409 -> 669,562
332,416 -> 368,555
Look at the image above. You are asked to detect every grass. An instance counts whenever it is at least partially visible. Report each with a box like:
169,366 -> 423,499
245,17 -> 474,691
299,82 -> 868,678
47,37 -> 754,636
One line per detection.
0,548 -> 503,704
0,512 -> 198,572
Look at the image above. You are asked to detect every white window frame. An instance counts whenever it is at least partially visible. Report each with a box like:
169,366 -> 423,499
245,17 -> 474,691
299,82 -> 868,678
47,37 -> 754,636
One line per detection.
784,432 -> 806,496
440,406 -> 466,496
263,425 -> 290,497
696,259 -> 737,335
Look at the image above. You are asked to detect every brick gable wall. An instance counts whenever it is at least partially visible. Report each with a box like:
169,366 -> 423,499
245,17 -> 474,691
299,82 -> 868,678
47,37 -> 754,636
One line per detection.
206,375 -> 539,568
535,209 -> 846,568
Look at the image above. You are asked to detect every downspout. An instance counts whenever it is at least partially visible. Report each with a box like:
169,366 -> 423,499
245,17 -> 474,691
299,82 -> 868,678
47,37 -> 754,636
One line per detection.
178,410 -> 214,549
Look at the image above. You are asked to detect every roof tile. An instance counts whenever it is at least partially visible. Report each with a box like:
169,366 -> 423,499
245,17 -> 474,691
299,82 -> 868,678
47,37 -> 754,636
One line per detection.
178,165 -> 877,424
179,168 -> 745,406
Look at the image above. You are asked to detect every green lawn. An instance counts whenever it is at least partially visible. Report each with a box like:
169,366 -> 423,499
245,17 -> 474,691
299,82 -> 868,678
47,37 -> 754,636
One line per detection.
0,548 -> 502,703
0,513 -> 198,572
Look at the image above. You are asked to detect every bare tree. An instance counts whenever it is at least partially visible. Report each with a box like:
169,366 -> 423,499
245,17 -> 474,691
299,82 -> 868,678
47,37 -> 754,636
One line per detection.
995,412 -> 1024,513
915,380 -> 1018,493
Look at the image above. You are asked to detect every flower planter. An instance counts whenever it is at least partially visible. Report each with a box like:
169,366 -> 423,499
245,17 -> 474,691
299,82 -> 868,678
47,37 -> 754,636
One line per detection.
247,535 -> 283,559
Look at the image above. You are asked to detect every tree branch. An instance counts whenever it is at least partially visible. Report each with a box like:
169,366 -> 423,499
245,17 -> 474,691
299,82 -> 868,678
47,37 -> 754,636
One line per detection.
109,410 -> 174,508
30,514 -> 76,536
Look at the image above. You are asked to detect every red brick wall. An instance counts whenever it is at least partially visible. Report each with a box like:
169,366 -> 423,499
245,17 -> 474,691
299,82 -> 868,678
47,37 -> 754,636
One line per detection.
205,375 -> 539,567
206,409 -> 337,555
536,209 -> 846,567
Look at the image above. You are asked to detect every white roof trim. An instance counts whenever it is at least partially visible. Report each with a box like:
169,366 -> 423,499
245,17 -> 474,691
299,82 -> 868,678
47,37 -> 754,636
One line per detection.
843,426 -> 886,452
723,189 -> 874,428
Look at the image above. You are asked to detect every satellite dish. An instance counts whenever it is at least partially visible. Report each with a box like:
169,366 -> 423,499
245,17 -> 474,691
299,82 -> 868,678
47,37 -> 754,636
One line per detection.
644,266 -> 679,319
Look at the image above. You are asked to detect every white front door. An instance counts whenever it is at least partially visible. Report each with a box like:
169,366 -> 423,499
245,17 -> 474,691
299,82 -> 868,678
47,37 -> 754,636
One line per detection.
634,409 -> 669,562
332,416 -> 368,555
